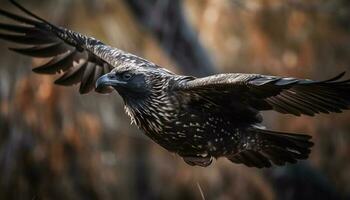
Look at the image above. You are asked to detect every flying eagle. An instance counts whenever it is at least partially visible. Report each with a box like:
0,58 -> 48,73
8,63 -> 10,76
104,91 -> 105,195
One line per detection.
1,0 -> 349,168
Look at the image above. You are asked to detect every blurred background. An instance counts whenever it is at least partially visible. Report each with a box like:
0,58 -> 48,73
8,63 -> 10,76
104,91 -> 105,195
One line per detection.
0,0 -> 350,199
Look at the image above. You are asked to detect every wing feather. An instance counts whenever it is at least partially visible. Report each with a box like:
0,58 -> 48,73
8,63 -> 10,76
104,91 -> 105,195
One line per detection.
0,1 -> 118,94
1,1 -> 164,94
0,22 -> 36,33
79,62 -> 97,94
54,60 -> 87,86
9,42 -> 68,57
0,32 -> 54,44
32,50 -> 77,74
178,72 -> 350,116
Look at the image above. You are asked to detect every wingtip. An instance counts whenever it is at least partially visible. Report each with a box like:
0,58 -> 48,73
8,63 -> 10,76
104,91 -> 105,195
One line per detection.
8,47 -> 21,55
31,67 -> 42,73
6,0 -> 52,26
8,0 -> 26,12
336,71 -> 346,79
8,0 -> 25,11
32,66 -> 56,75
54,78 -> 71,86
8,47 -> 19,52
79,89 -> 90,95
9,0 -> 18,5
324,71 -> 347,83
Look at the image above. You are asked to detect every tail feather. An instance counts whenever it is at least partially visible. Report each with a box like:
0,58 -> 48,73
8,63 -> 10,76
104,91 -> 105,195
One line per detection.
227,128 -> 313,168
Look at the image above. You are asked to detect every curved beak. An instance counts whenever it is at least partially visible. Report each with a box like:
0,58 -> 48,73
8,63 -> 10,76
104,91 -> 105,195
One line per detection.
95,73 -> 127,90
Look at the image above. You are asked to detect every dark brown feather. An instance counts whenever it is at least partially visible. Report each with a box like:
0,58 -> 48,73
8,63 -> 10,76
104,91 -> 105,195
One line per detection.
32,50 -> 77,74
79,62 -> 96,94
55,60 -> 87,86
9,42 -> 68,57
0,22 -> 36,33
0,32 -> 54,44
0,4 -> 116,94
0,8 -> 42,25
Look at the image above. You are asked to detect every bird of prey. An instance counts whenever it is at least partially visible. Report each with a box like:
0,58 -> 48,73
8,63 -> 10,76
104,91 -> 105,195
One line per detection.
1,1 -> 349,168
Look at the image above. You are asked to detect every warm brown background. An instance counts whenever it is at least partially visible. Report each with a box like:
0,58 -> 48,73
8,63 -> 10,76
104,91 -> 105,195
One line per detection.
0,0 -> 349,199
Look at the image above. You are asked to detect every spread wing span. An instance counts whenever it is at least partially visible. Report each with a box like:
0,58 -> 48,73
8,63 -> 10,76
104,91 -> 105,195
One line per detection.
0,0 -> 120,94
178,72 -> 350,116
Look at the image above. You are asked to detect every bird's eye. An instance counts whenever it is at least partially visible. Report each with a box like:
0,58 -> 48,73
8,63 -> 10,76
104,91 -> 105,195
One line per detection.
122,72 -> 133,80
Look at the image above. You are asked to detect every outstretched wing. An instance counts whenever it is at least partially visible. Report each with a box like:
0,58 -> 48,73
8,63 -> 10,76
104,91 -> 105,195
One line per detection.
176,72 -> 350,116
0,1 -> 145,94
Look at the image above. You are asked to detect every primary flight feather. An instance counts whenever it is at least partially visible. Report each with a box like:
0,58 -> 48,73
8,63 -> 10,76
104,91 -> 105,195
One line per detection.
1,0 -> 350,168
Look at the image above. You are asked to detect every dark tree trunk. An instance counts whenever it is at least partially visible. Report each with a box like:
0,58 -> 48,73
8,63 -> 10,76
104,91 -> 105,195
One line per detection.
125,0 -> 216,77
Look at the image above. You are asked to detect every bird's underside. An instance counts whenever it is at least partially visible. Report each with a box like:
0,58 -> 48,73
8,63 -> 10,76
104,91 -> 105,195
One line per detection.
1,0 -> 350,168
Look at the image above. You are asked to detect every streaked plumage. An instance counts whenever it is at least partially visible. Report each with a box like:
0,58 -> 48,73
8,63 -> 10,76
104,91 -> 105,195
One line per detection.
1,1 -> 350,168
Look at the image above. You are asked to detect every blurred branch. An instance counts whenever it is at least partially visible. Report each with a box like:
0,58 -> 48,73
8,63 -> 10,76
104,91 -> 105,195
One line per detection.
124,0 -> 216,77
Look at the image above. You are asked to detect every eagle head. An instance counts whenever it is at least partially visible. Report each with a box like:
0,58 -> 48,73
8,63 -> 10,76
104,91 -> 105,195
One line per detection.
95,63 -> 173,104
